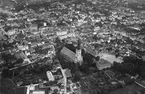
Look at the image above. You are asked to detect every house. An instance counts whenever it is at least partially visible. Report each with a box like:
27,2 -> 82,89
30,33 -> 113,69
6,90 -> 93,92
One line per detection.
59,33 -> 76,40
96,53 -> 123,70
56,31 -> 68,36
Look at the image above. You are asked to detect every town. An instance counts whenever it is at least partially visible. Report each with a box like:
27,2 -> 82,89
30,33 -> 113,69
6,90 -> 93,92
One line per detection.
0,0 -> 145,94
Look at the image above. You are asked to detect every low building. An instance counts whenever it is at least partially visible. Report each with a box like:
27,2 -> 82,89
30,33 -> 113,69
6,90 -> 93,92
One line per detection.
96,53 -> 123,70
7,30 -> 16,36
59,33 -> 76,40
83,44 -> 96,57
15,51 -> 31,63
56,31 -> 68,36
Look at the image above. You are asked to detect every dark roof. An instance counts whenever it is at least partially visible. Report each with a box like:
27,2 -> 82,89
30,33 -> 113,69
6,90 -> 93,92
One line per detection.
60,47 -> 76,62
84,44 -> 96,57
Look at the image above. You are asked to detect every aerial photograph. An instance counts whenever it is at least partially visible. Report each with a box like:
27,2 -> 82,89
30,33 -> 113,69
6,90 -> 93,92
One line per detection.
0,0 -> 145,94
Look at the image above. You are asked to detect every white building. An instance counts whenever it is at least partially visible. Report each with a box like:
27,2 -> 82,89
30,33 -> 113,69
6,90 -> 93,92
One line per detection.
56,31 -> 68,36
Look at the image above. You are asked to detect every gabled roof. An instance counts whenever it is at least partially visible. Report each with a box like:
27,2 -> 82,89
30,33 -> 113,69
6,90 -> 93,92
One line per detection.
60,47 -> 76,62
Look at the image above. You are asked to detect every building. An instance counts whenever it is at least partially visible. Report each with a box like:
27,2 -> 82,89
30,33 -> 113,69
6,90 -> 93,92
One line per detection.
75,49 -> 83,65
59,33 -> 76,40
75,39 -> 83,65
59,46 -> 77,70
96,53 -> 123,70
60,47 -> 76,63
56,31 -> 68,36
83,44 -> 96,57
15,51 -> 31,63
